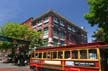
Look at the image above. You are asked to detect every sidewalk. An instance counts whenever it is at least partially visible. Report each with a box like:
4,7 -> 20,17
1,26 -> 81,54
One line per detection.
0,62 -> 29,68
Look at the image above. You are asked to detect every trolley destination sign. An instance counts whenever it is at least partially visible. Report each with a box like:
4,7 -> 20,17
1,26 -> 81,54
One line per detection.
66,61 -> 95,67
74,61 -> 95,67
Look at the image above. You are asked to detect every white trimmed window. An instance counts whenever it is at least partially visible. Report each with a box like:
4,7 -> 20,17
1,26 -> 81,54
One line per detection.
44,28 -> 48,36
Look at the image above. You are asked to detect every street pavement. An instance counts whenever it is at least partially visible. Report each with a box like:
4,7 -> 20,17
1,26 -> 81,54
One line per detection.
0,62 -> 31,71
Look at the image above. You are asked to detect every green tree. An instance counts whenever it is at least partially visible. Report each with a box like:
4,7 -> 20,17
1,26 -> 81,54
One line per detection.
92,28 -> 104,41
0,22 -> 42,46
0,23 -> 42,60
84,0 -> 108,42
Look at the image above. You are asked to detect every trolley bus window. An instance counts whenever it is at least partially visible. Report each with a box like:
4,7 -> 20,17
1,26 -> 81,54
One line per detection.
47,52 -> 51,58
89,49 -> 97,59
35,53 -> 38,58
39,53 -> 42,58
72,50 -> 78,59
52,52 -> 57,59
80,50 -> 87,59
58,51 -> 63,59
31,53 -> 34,58
65,51 -> 71,59
43,52 -> 47,58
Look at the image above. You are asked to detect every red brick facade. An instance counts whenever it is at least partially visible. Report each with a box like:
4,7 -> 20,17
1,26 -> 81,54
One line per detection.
22,10 -> 87,46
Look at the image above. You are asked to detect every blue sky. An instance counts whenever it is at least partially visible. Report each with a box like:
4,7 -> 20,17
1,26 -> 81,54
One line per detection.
0,0 -> 97,42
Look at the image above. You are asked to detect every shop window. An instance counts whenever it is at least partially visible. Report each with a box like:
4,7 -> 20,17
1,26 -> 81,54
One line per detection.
65,51 -> 71,59
58,51 -> 63,59
72,51 -> 78,59
89,49 -> 97,59
80,50 -> 87,59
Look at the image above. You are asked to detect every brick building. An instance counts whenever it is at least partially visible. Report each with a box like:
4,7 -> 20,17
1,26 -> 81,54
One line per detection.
22,10 -> 87,46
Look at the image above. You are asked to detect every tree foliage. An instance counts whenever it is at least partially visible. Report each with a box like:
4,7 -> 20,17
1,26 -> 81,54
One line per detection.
0,22 -> 43,49
84,0 -> 108,30
92,28 -> 104,41
84,0 -> 108,42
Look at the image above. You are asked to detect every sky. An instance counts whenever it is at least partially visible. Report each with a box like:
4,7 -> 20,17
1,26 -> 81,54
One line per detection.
0,0 -> 98,42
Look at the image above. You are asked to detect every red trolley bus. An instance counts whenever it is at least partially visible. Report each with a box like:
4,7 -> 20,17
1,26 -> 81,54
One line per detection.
29,42 -> 108,71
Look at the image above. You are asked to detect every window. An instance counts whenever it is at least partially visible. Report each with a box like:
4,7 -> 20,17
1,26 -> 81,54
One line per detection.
43,39 -> 48,46
32,21 -> 36,26
44,17 -> 48,21
52,52 -> 57,59
89,49 -> 97,59
80,50 -> 87,59
31,53 -> 34,58
47,52 -> 51,58
35,53 -> 38,58
39,53 -> 42,58
44,22 -> 48,26
44,28 -> 48,36
65,51 -> 71,59
37,25 -> 42,29
68,25 -> 71,31
53,17 -> 58,23
72,27 -> 76,32
53,22 -> 59,26
38,19 -> 42,23
37,30 -> 42,35
69,34 -> 72,41
72,51 -> 78,59
60,20 -> 64,26
60,31 -> 65,39
58,51 -> 63,59
43,52 -> 47,58
53,28 -> 58,36
60,41 -> 64,46
53,39 -> 58,46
